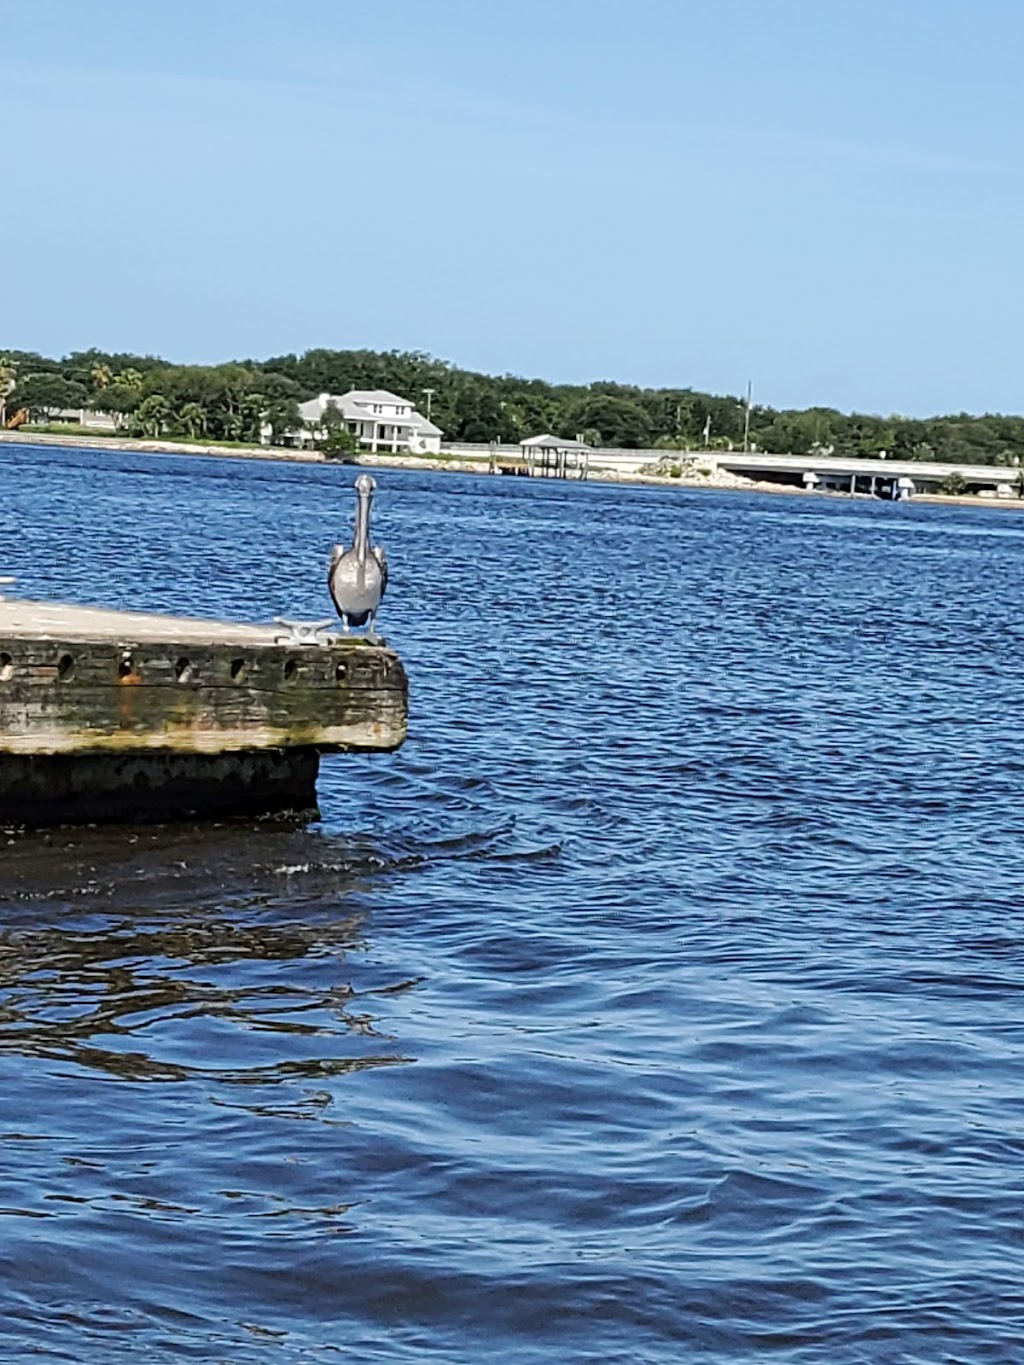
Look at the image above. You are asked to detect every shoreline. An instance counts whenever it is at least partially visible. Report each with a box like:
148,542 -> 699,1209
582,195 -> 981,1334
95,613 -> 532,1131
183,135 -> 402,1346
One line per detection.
3,428 -> 1023,508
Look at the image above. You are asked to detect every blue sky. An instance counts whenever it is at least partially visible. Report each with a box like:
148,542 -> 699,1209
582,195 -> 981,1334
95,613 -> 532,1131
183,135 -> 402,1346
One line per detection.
2,0 -> 1021,415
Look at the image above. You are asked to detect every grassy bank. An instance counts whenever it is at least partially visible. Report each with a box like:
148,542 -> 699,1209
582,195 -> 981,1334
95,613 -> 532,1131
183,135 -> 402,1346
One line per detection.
21,424 -> 270,451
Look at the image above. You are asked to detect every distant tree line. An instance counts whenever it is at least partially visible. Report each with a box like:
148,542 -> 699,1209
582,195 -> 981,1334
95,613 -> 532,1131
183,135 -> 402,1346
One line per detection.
2,345 -> 1023,465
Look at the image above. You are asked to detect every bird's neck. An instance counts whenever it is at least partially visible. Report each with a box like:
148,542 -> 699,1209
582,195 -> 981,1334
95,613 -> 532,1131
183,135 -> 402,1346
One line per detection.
353,495 -> 370,563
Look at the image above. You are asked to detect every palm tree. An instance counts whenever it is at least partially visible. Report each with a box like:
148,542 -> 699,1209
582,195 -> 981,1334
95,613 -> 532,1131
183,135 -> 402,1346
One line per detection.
134,394 -> 171,438
239,393 -> 267,443
0,356 -> 17,427
178,402 -> 207,440
263,398 -> 301,446
90,363 -> 113,391
117,368 -> 144,392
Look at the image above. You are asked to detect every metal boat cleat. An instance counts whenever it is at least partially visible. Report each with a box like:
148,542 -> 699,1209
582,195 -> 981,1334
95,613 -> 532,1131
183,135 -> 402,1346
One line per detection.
272,617 -> 338,646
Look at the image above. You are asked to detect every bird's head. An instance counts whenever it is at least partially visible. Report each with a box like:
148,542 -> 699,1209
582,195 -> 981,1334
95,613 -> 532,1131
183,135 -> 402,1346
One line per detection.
355,473 -> 377,498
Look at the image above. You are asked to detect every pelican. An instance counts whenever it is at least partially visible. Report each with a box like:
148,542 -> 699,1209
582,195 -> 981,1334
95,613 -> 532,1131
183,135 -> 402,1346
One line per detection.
328,473 -> 388,640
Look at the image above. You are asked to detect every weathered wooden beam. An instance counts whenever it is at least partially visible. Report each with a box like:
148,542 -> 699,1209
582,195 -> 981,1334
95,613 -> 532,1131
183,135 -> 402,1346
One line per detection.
0,598 -> 409,825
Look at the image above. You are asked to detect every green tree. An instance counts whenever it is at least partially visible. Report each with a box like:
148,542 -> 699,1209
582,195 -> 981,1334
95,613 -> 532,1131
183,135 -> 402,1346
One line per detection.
310,400 -> 360,456
447,383 -> 516,442
239,393 -> 268,442
259,370 -> 303,403
568,395 -> 652,448
96,383 -> 142,428
755,408 -> 838,455
262,397 -> 301,445
208,363 -> 256,438
323,425 -> 360,458
134,394 -> 171,437
178,402 -> 207,439
0,355 -> 17,425
12,373 -> 88,420
937,472 -> 968,496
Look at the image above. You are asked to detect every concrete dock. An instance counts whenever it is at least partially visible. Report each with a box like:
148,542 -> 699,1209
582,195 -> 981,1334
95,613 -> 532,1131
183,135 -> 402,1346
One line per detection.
0,598 -> 408,825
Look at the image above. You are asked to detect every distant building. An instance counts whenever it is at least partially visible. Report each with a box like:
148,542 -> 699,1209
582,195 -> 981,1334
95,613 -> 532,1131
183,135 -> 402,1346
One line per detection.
275,389 -> 443,454
46,408 -> 119,431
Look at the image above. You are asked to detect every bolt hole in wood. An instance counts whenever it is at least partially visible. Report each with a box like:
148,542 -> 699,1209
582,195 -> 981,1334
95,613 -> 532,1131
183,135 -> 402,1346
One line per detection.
118,656 -> 134,679
57,653 -> 75,681
175,657 -> 193,683
0,652 -> 12,682
335,661 -> 348,683
283,658 -> 299,682
230,657 -> 247,682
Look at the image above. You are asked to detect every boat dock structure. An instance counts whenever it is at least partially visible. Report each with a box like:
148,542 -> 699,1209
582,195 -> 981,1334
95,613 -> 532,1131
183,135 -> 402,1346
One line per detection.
0,596 -> 407,826
492,434 -> 592,479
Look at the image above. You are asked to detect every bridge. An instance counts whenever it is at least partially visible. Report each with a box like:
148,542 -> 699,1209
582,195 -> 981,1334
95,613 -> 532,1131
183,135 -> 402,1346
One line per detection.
709,451 -> 1019,497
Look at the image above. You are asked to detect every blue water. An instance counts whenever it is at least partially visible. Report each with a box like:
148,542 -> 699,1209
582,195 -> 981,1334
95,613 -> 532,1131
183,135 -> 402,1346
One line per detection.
2,441 -> 1024,1362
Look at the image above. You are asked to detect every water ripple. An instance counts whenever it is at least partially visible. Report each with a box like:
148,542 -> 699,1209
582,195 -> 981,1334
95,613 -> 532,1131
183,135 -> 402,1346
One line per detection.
1,446 -> 1024,1360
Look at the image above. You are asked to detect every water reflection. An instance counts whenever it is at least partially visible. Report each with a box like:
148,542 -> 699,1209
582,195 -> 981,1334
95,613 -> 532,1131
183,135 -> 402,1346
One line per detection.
0,823 -> 418,1085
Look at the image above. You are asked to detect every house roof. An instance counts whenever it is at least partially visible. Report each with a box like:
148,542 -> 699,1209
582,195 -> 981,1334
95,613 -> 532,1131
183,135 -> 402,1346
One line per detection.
296,392 -> 443,435
520,433 -> 592,451
343,389 -> 412,407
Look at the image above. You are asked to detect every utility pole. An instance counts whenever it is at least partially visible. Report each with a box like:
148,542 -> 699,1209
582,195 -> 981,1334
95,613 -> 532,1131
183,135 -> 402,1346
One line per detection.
742,380 -> 752,452
422,387 -> 435,421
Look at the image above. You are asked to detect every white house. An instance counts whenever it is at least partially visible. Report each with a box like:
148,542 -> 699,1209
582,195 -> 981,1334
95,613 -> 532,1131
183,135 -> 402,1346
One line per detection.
275,389 -> 443,454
